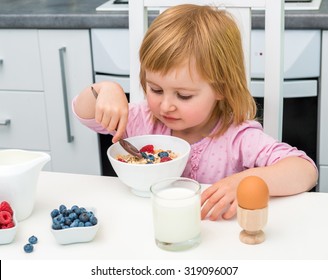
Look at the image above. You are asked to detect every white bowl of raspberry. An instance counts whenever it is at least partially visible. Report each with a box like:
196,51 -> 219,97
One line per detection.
0,201 -> 18,245
107,135 -> 191,197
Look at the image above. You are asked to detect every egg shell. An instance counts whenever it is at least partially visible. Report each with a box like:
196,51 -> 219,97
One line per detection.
237,176 -> 269,210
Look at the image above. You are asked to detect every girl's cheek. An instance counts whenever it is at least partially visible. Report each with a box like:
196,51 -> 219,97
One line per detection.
147,95 -> 159,112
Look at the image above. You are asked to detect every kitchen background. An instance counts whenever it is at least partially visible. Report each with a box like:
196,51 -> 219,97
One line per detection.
0,0 -> 328,192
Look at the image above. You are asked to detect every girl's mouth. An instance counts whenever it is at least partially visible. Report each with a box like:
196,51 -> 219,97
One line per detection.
162,115 -> 179,121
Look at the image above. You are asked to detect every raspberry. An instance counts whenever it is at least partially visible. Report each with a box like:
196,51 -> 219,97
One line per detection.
0,201 -> 14,215
0,222 -> 15,229
0,211 -> 12,225
160,157 -> 172,162
140,144 -> 154,154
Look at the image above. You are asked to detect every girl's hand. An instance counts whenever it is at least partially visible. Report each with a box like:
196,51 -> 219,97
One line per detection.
94,82 -> 128,143
201,176 -> 239,220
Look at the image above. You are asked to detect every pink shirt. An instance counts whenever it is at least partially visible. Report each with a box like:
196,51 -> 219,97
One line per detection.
73,99 -> 316,184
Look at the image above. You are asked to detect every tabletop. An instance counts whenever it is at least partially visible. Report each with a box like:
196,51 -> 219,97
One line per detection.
1,171 -> 328,260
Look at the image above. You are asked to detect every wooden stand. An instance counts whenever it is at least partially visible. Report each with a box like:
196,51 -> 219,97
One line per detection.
237,206 -> 268,245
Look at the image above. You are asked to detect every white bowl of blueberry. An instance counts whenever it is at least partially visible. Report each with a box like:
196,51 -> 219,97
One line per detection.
50,204 -> 99,245
107,135 -> 191,197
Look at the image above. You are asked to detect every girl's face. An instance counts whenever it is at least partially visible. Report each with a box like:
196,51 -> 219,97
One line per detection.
146,61 -> 222,140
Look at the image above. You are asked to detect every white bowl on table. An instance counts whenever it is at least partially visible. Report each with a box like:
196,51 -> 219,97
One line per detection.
107,135 -> 191,197
50,207 -> 99,245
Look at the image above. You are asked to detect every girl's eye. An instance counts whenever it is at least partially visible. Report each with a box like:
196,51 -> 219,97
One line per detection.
177,93 -> 192,100
150,87 -> 163,94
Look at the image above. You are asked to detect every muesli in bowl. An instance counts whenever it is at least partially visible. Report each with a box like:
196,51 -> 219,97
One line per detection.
116,144 -> 179,164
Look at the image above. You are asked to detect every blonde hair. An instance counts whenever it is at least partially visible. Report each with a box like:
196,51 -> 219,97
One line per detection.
139,4 -> 257,137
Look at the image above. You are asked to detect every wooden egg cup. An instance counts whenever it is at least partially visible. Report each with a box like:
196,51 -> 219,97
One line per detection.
237,206 -> 268,245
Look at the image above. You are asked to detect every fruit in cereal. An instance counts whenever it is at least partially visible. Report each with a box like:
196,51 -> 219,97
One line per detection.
116,144 -> 178,164
140,144 -> 155,153
160,157 -> 172,162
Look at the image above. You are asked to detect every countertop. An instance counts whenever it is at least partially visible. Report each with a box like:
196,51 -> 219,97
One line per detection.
1,171 -> 328,260
1,0 -> 328,29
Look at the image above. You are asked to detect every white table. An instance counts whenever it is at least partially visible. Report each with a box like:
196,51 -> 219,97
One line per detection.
1,171 -> 328,260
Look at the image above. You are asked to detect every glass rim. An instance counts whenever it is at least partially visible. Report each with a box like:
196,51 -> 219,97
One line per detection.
150,177 -> 201,200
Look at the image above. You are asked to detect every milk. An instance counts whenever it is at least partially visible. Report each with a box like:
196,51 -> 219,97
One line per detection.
152,187 -> 201,244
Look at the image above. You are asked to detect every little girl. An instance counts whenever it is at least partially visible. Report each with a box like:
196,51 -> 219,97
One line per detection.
73,4 -> 318,220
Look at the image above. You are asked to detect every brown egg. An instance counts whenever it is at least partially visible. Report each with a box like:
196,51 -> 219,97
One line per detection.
237,176 -> 269,210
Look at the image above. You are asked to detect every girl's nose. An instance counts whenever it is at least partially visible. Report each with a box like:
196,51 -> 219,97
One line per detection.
160,96 -> 176,112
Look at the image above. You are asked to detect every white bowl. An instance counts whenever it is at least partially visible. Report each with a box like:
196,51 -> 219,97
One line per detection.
0,212 -> 18,245
51,208 -> 99,245
107,135 -> 191,197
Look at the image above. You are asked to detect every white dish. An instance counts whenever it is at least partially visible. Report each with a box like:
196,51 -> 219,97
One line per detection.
50,207 -> 99,245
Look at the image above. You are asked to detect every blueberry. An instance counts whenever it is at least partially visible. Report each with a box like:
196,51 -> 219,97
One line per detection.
24,243 -> 34,253
53,214 -> 64,225
50,209 -> 59,218
64,217 -> 72,226
70,219 -> 79,227
89,216 -> 98,225
59,204 -> 67,214
141,152 -> 148,159
78,222 -> 85,227
52,223 -> 62,230
84,222 -> 93,227
79,212 -> 89,223
28,235 -> 38,244
68,212 -> 77,220
148,154 -> 155,161
158,151 -> 169,158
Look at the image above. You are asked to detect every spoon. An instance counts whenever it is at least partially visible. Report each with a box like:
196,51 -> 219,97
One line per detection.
119,139 -> 143,159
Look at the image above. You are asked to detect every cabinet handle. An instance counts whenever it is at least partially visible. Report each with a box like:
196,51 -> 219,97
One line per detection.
59,47 -> 74,143
0,119 -> 10,126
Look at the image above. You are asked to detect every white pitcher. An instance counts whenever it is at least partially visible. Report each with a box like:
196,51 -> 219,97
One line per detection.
0,149 -> 50,221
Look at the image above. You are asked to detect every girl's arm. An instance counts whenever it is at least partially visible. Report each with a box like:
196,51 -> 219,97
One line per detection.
74,81 -> 128,142
201,156 -> 318,221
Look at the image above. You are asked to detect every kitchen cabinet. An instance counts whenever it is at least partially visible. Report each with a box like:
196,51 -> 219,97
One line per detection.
319,30 -> 328,192
0,30 -> 49,151
0,29 -> 101,175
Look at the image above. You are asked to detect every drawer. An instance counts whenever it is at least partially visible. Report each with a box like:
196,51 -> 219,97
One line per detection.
0,91 -> 50,150
0,30 -> 43,91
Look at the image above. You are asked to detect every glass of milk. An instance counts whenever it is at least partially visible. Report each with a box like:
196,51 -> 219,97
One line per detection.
150,177 -> 201,251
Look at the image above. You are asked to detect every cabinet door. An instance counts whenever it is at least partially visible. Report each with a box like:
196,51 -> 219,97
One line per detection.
38,30 -> 101,175
0,30 -> 43,91
0,90 -> 49,150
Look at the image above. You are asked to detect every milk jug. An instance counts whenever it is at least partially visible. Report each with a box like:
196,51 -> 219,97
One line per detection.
0,149 -> 50,221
